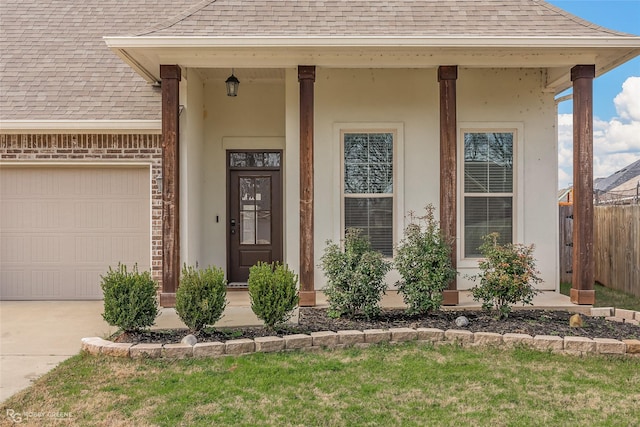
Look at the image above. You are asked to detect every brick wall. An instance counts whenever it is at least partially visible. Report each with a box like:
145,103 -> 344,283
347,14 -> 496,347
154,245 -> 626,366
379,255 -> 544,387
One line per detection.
0,133 -> 163,285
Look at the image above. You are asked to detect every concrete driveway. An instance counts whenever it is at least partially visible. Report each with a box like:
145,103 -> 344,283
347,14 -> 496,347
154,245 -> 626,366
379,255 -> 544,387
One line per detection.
0,301 -> 117,402
0,294 -> 268,402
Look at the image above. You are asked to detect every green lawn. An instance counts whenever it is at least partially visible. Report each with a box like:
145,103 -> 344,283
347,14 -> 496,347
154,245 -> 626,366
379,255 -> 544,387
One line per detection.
2,344 -> 639,426
560,282 -> 640,311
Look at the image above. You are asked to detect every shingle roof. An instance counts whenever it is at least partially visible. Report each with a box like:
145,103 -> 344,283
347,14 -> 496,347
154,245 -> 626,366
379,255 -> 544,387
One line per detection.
0,0 -> 197,121
138,0 -> 634,38
595,158 -> 640,193
1,0 -> 637,122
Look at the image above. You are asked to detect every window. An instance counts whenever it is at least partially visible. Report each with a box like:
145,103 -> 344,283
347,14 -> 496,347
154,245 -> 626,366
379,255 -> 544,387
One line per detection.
342,131 -> 394,257
229,152 -> 281,168
463,131 -> 514,257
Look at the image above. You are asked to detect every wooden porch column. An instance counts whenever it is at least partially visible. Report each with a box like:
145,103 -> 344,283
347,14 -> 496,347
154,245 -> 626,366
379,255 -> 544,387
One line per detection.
438,66 -> 459,305
298,66 -> 316,307
570,64 -> 596,305
159,64 -> 181,307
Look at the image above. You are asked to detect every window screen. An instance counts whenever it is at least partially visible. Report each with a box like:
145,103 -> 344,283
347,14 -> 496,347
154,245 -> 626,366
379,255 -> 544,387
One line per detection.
463,132 -> 514,257
343,132 -> 394,256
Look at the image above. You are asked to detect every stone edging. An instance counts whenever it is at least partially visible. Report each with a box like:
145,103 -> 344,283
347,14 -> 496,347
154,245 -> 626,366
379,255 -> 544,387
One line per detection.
80,331 -> 640,359
81,307 -> 640,359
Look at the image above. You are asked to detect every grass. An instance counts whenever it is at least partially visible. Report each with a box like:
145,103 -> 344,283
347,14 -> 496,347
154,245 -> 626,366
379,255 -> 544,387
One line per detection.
560,282 -> 640,311
2,344 -> 639,426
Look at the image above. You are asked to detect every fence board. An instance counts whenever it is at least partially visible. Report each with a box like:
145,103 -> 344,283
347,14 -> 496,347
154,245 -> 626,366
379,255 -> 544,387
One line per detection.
594,205 -> 640,297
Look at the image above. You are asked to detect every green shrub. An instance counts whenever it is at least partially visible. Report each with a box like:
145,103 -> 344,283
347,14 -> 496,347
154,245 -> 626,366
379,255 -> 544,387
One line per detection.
248,262 -> 299,329
320,228 -> 391,319
101,263 -> 158,332
175,265 -> 227,332
394,205 -> 457,315
470,233 -> 542,319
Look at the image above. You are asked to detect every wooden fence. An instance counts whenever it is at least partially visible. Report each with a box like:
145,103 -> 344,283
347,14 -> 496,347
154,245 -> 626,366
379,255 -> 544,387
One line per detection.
560,205 -> 640,297
594,205 -> 640,297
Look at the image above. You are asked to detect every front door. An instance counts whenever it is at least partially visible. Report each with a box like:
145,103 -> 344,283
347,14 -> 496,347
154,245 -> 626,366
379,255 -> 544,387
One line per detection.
228,152 -> 283,283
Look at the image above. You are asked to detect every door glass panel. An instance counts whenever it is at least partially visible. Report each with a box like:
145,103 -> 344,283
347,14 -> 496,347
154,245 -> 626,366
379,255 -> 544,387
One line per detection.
240,211 -> 256,244
240,177 -> 254,202
230,152 -> 281,168
230,153 -> 247,167
264,153 -> 281,167
255,177 -> 271,211
256,211 -> 271,244
238,176 -> 272,245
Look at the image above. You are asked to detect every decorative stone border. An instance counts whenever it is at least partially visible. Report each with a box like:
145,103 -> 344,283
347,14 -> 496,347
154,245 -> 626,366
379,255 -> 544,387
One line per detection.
82,330 -> 640,359
82,307 -> 640,359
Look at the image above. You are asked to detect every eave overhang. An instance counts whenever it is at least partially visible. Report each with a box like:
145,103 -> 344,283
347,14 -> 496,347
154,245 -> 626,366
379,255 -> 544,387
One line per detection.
104,36 -> 640,94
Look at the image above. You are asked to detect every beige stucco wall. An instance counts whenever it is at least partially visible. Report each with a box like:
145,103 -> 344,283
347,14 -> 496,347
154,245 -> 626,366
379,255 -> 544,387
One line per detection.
196,76 -> 286,273
457,68 -> 557,290
192,66 -> 558,291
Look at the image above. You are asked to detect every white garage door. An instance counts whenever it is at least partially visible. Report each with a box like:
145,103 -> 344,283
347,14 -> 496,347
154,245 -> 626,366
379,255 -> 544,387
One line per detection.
0,166 -> 150,300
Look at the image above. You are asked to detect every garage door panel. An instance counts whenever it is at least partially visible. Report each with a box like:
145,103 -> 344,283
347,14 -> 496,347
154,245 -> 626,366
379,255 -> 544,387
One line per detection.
74,270 -> 104,299
30,236 -> 62,263
1,166 -> 150,300
30,270 -> 61,299
0,271 -> 25,298
108,201 -> 149,229
0,235 -> 27,263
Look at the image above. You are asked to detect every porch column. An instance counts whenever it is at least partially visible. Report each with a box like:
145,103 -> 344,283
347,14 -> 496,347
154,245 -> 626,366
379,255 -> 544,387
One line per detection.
438,65 -> 459,305
570,64 -> 596,305
298,66 -> 316,306
159,64 -> 181,307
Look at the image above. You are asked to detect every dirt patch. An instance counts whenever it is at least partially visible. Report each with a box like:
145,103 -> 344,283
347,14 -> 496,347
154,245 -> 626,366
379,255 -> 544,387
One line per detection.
112,308 -> 640,344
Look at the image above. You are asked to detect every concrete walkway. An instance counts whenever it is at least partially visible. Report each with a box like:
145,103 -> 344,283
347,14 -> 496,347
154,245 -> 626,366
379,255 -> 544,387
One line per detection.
0,290 -> 579,402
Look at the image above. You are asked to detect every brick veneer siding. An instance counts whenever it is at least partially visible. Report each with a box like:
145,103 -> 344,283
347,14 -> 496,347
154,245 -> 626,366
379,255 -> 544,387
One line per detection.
0,133 -> 163,286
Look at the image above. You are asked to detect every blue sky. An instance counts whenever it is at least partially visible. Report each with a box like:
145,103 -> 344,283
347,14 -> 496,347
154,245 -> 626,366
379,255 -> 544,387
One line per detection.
547,0 -> 640,188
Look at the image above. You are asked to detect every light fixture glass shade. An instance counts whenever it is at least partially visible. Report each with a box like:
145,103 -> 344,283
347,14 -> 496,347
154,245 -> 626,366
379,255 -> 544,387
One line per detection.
225,73 -> 240,97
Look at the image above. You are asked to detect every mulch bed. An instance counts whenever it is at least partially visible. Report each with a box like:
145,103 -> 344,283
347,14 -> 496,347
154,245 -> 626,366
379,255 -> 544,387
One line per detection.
113,308 -> 640,345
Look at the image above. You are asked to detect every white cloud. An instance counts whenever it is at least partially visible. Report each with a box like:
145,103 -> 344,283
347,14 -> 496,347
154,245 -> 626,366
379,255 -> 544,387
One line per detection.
557,76 -> 640,189
614,76 -> 640,121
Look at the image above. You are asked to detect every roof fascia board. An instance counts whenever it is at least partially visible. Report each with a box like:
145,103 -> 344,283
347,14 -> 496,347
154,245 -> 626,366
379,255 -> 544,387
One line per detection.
544,48 -> 640,93
105,36 -> 640,49
0,120 -> 161,134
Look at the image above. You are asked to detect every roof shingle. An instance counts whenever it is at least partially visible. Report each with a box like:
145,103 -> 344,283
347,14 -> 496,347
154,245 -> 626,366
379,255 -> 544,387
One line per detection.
0,0 -> 198,121
139,0 -> 635,38
1,0 -> 637,122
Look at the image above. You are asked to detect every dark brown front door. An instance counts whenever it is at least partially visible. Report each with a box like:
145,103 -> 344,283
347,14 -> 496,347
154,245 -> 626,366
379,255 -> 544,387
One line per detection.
228,165 -> 282,283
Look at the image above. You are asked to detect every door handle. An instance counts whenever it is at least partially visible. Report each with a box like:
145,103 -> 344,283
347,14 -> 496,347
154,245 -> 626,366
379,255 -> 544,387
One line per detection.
230,219 -> 236,226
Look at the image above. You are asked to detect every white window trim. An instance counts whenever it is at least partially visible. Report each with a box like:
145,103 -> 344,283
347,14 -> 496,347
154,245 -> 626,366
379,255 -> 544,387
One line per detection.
332,122 -> 405,258
457,122 -> 524,268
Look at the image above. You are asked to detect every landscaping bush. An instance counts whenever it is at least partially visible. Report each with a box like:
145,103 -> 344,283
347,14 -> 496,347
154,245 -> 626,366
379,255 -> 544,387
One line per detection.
320,228 -> 391,319
248,262 -> 299,329
470,233 -> 542,319
394,205 -> 457,314
175,265 -> 227,332
101,263 -> 158,332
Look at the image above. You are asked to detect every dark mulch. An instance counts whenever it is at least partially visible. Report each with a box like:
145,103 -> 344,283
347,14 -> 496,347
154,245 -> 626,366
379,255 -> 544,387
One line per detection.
112,308 -> 640,345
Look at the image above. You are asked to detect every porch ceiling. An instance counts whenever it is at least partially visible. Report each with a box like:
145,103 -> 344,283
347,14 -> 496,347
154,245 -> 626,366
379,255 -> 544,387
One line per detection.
105,38 -> 640,94
196,68 -> 285,82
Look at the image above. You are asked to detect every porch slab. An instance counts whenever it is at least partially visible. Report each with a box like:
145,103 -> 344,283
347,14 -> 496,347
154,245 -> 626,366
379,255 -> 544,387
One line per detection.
314,290 -> 586,313
153,291 -> 300,329
150,290 -> 581,331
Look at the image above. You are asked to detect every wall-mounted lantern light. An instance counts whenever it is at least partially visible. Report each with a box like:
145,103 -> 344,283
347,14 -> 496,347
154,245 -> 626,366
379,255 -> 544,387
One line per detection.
225,69 -> 240,97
